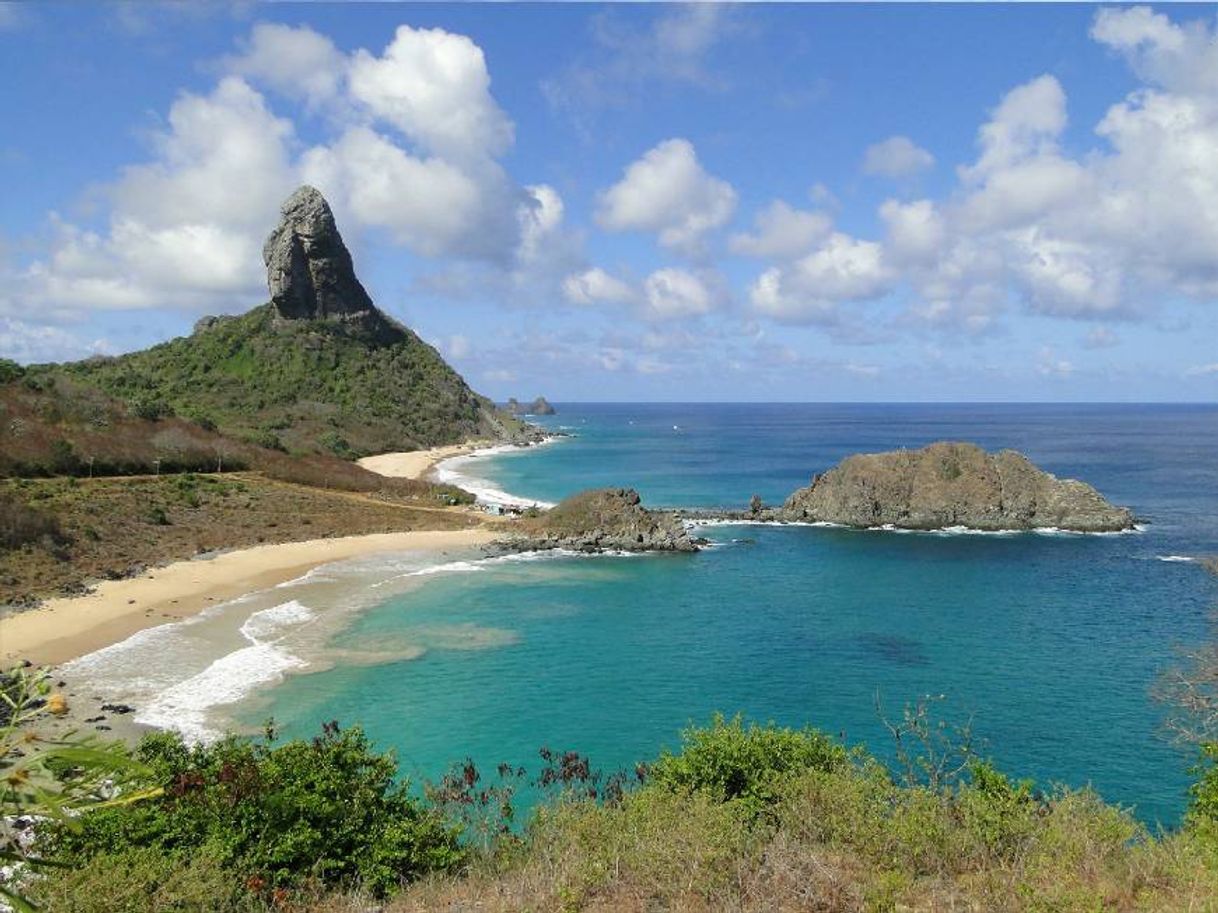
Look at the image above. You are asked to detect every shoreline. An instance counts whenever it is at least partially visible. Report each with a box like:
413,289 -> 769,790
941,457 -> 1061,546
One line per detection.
0,528 -> 499,669
356,440 -> 495,482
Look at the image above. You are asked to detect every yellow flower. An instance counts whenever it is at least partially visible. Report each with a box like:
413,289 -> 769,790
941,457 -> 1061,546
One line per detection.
46,693 -> 68,716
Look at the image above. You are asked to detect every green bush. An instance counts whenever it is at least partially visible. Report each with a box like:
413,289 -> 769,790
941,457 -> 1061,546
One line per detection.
128,396 -> 175,422
648,714 -> 847,814
1188,743 -> 1218,840
0,359 -> 24,385
47,723 -> 464,898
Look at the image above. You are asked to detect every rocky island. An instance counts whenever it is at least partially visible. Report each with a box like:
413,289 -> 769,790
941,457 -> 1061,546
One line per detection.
508,488 -> 698,553
779,441 -> 1135,532
506,396 -> 557,416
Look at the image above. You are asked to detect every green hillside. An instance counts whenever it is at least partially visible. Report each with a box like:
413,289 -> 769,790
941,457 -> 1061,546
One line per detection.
37,303 -> 521,458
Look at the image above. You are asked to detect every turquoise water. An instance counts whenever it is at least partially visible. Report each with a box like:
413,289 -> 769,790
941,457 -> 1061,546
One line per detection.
252,404 -> 1218,825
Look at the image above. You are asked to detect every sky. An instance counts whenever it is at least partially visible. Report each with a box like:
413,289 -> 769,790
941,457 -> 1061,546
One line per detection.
2,2 -> 1217,402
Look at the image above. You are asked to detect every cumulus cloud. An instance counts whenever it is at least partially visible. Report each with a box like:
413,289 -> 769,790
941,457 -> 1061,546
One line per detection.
597,139 -> 736,252
862,135 -> 935,178
8,77 -> 295,317
223,22 -> 347,108
563,267 -> 636,306
348,25 -> 514,161
740,7 -> 1218,338
642,268 -> 713,320
749,233 -> 892,324
729,201 -> 832,259
9,21 -> 571,325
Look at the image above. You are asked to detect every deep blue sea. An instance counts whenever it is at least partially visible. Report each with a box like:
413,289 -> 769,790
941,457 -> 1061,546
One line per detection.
247,404 -> 1217,825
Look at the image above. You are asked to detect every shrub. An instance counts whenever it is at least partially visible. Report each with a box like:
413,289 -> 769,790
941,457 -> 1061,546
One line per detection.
128,396 -> 175,422
0,359 -> 24,385
47,723 -> 463,898
647,714 -> 848,814
1188,743 -> 1218,840
0,493 -> 65,550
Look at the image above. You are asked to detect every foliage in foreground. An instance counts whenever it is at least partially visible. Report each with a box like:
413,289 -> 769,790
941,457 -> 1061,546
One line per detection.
21,711 -> 1218,912
44,722 -> 462,902
0,668 -> 160,912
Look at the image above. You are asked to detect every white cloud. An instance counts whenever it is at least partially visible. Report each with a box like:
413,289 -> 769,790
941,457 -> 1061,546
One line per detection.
300,126 -> 503,259
1186,363 -> 1218,376
879,199 -> 945,265
862,135 -> 935,178
642,268 -> 713,320
0,317 -> 112,364
597,139 -> 736,252
729,201 -> 832,259
9,77 -> 294,316
749,233 -> 892,324
348,25 -> 514,161
223,22 -> 347,108
9,20 -> 566,327
563,267 -> 636,306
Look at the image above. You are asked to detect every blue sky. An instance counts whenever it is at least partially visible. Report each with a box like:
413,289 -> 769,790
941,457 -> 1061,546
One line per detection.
2,2 -> 1217,402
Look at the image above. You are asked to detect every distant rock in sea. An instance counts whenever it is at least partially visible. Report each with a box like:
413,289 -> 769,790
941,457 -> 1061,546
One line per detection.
779,441 -> 1135,532
513,487 -> 697,552
505,397 -> 556,416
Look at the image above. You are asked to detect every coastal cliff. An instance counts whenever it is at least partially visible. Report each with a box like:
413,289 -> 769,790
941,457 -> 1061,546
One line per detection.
780,441 -> 1135,532
512,487 -> 697,552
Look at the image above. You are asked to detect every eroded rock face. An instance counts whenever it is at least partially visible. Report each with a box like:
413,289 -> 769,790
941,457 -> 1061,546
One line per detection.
263,186 -> 379,324
779,441 -> 1135,532
516,487 -> 697,552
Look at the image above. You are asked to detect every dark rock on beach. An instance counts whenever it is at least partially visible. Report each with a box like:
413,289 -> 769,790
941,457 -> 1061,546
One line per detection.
509,487 -> 698,553
779,441 -> 1135,532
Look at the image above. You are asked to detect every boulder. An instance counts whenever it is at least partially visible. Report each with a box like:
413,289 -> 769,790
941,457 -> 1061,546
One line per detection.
514,487 -> 697,552
779,441 -> 1134,532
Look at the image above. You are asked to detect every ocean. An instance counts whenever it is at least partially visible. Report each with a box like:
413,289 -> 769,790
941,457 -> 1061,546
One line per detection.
69,404 -> 1218,826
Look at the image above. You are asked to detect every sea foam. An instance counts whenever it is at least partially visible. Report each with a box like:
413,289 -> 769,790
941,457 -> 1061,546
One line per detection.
433,439 -> 560,509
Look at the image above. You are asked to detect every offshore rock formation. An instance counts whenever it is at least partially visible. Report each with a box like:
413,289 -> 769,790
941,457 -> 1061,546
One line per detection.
506,397 -> 556,416
263,186 -> 397,338
780,441 -> 1135,532
515,488 -> 698,553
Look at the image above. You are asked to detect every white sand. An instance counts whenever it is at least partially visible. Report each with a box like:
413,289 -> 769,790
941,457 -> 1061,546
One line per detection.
0,528 -> 498,667
357,442 -> 488,481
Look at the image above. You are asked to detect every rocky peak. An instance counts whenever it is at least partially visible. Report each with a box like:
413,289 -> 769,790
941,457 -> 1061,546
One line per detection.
263,186 -> 380,325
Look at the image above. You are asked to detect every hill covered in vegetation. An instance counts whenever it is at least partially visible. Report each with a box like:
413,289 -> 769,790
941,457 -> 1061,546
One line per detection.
18,187 -> 523,460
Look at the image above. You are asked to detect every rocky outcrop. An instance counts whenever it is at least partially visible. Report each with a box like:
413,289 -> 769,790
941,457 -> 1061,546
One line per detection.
514,488 -> 697,552
263,186 -> 392,335
779,441 -> 1135,532
506,397 -> 556,416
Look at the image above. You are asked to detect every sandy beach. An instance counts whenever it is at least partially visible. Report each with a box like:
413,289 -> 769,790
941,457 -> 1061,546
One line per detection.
357,441 -> 490,480
0,528 -> 498,668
